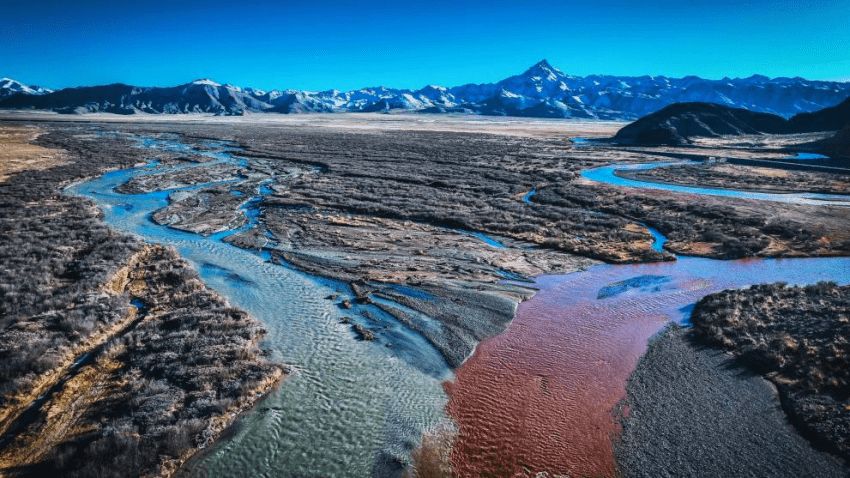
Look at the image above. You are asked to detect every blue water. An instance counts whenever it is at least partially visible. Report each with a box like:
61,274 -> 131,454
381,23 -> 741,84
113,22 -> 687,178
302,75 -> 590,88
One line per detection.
66,135 -> 451,477
786,152 -> 830,160
468,231 -> 507,248
582,162 -> 850,207
646,225 -> 666,251
523,189 -> 536,203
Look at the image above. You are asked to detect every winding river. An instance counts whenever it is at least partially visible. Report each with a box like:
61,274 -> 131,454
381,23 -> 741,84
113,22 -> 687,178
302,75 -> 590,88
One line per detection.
68,134 -> 849,477
582,162 -> 850,207
68,135 -> 451,477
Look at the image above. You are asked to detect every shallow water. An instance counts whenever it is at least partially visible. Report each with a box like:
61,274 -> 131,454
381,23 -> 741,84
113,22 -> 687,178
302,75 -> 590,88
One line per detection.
583,162 -> 850,207
646,225 -> 666,251
786,152 -> 830,160
67,135 -> 451,477
447,159 -> 850,476
446,255 -> 850,477
571,137 -> 595,147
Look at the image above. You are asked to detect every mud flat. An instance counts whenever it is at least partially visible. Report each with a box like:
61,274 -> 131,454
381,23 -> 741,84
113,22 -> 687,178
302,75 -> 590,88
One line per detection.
615,325 -> 847,478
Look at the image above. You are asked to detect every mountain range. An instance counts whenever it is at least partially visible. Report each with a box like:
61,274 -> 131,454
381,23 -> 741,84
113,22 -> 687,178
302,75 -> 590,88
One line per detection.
2,61 -> 850,120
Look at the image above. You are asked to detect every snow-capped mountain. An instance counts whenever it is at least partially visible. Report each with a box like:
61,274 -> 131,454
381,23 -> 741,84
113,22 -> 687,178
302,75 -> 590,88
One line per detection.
2,61 -> 849,119
0,78 -> 52,98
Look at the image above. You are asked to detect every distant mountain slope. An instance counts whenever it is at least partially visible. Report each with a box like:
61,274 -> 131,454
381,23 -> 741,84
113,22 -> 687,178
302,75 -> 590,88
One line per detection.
788,95 -> 850,133
816,125 -> 850,159
613,102 -> 791,145
0,80 -> 272,115
614,96 -> 850,145
0,78 -> 52,98
2,61 -> 850,119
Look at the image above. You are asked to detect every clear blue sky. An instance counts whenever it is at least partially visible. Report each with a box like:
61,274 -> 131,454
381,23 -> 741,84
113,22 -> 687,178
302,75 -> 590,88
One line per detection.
2,0 -> 848,91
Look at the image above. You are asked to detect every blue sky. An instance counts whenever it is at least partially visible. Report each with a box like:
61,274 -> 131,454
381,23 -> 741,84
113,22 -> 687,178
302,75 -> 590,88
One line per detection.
2,0 -> 848,90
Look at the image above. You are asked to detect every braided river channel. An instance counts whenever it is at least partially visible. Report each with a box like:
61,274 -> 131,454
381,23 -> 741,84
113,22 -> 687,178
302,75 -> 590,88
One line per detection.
68,133 -> 849,477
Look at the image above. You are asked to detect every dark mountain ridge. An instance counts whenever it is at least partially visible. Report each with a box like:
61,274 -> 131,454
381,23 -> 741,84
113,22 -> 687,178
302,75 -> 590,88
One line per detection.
614,96 -> 850,145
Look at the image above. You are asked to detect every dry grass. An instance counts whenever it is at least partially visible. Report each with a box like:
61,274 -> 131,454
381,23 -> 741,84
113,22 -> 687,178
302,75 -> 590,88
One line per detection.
0,126 -> 65,182
0,349 -> 126,471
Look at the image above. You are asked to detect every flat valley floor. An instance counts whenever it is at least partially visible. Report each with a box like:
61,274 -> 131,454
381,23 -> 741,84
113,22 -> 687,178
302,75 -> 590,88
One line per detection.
0,112 -> 848,477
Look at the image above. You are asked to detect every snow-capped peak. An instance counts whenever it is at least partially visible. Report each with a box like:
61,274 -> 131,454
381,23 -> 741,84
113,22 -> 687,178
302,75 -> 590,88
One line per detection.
533,59 -> 554,70
191,79 -> 221,87
0,78 -> 52,96
521,59 -> 566,83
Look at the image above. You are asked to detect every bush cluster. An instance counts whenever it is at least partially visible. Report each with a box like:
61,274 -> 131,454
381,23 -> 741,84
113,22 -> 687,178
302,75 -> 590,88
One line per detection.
691,281 -> 850,461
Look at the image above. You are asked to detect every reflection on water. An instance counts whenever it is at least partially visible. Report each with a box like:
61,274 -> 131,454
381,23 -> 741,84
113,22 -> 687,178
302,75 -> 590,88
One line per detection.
446,256 -> 850,477
67,134 -> 450,477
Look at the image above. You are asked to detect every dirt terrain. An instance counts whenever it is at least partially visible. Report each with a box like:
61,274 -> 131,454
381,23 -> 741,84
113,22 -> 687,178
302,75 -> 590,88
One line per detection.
0,126 -> 65,182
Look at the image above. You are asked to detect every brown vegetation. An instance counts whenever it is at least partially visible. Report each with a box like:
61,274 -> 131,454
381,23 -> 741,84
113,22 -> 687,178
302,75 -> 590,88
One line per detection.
620,162 -> 850,195
0,126 -> 65,182
691,282 -> 850,462
0,245 -> 283,478
0,126 -> 283,477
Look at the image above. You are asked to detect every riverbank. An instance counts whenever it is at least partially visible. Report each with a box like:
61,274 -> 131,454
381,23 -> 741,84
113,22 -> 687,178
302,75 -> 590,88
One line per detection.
0,127 -> 284,477
615,325 -> 847,478
690,282 -> 850,463
617,161 -> 850,195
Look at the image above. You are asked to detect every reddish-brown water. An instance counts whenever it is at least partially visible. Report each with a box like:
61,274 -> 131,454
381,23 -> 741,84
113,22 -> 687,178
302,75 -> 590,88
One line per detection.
445,256 -> 849,477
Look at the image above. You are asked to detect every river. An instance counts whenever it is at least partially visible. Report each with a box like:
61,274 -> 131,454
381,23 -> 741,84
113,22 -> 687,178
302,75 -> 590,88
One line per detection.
68,134 -> 849,477
67,135 -> 451,477
446,161 -> 850,476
